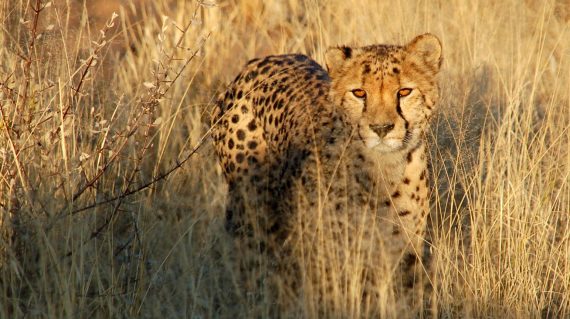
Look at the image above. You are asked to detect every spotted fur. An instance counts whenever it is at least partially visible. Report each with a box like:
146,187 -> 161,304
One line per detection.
211,33 -> 442,315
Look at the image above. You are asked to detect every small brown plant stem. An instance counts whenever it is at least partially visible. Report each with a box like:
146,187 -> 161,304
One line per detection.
19,0 -> 43,122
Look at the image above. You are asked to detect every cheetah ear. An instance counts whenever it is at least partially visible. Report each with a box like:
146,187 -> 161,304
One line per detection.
405,33 -> 442,71
325,46 -> 353,74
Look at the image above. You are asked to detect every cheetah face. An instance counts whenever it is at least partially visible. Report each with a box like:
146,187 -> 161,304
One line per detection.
325,34 -> 442,153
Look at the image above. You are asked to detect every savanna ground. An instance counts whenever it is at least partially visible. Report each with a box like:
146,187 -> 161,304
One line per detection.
0,0 -> 568,318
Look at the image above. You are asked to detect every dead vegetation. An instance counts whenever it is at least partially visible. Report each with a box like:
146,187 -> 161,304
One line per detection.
0,0 -> 568,317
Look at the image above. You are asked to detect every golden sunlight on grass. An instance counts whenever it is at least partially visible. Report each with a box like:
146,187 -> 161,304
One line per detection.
0,0 -> 568,317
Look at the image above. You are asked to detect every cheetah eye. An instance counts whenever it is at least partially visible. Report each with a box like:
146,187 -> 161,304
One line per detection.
352,89 -> 367,99
398,88 -> 412,97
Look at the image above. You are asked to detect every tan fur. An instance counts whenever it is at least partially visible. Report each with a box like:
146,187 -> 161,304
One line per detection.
211,33 -> 442,315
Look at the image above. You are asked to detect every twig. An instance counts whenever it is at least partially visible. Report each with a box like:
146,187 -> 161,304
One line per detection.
68,126 -> 211,216
19,0 -> 43,119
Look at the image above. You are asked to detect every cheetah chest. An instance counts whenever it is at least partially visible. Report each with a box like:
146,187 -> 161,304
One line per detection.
385,143 -> 429,253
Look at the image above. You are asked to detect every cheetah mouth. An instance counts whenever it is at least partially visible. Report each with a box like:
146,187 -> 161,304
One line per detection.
358,125 -> 414,152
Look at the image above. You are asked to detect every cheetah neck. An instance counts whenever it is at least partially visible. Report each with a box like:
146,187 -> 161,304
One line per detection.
368,141 -> 427,192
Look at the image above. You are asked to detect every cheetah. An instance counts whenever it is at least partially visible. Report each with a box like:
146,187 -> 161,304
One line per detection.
211,33 -> 442,316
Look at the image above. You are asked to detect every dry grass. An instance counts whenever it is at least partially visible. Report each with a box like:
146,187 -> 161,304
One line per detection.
0,0 -> 568,317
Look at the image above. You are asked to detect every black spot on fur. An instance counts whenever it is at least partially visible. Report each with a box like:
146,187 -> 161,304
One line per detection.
403,177 -> 410,184
236,153 -> 244,163
247,57 -> 260,65
402,253 -> 418,270
420,170 -> 426,180
257,58 -> 270,68
363,64 -> 371,74
392,226 -> 400,235
228,138 -> 234,149
232,73 -> 243,83
247,141 -> 258,150
237,129 -> 245,140
245,70 -> 258,81
400,260 -> 420,288
224,90 -> 234,100
260,66 -> 271,74
247,120 -> 257,131
392,191 -> 400,198
231,114 -> 239,123
340,46 -> 352,59
398,210 -> 411,216
392,67 -> 400,74
294,55 -> 307,62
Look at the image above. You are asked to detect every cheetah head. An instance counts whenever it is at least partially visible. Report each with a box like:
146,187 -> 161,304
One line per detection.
325,33 -> 442,153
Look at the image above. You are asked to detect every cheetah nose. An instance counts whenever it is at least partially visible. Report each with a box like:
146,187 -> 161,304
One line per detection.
369,123 -> 395,138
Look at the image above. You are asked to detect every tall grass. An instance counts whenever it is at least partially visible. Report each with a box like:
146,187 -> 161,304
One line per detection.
0,0 -> 568,317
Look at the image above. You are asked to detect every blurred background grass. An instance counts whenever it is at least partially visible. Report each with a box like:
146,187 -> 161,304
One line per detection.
0,0 -> 568,317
